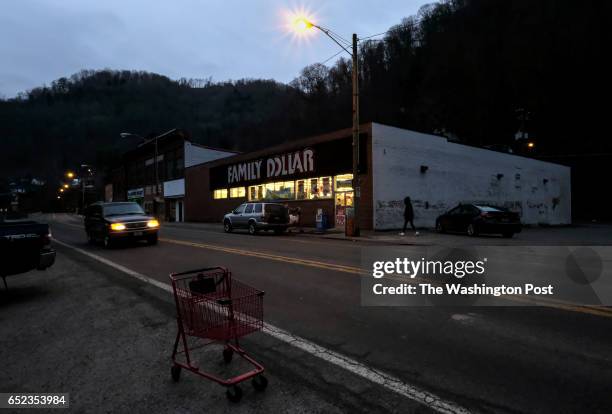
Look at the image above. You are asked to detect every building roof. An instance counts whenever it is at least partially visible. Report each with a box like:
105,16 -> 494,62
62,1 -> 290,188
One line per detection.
185,123 -> 373,170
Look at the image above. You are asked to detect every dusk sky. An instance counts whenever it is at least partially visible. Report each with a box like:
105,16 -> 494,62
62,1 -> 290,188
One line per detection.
0,0 -> 424,98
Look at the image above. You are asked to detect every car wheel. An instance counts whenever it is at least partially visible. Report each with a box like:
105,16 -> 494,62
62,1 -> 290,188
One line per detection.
248,222 -> 257,235
223,220 -> 232,233
467,224 -> 477,237
436,221 -> 445,233
148,234 -> 158,245
502,232 -> 514,238
103,235 -> 113,248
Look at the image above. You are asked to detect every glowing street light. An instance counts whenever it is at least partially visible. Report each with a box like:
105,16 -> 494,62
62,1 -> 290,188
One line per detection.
288,12 -> 361,237
292,16 -> 313,33
527,141 -> 535,149
59,188 -> 64,193
66,171 -> 75,179
63,184 -> 69,189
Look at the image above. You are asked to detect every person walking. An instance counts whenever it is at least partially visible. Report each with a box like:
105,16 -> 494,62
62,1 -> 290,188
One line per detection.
399,196 -> 419,236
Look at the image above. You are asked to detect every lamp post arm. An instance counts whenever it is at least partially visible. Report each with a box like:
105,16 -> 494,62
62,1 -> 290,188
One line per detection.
313,25 -> 353,57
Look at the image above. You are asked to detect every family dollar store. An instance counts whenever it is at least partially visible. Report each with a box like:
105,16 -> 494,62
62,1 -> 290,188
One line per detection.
184,123 -> 571,230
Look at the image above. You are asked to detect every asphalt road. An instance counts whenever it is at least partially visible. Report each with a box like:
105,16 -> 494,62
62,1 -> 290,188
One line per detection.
5,213 -> 612,413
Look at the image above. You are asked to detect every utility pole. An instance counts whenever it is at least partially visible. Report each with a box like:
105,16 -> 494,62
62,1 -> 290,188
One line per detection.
290,19 -> 363,236
351,33 -> 361,237
154,137 -> 159,216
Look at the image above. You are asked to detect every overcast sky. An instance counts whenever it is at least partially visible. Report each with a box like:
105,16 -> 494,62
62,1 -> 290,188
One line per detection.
0,0 -> 425,98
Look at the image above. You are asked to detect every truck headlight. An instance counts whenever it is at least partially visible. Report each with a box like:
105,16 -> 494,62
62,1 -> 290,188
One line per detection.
147,219 -> 160,228
110,223 -> 126,231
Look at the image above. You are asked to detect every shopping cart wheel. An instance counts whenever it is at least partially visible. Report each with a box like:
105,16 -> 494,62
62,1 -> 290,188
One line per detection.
251,375 -> 268,391
222,348 -> 234,363
226,385 -> 242,402
171,365 -> 181,382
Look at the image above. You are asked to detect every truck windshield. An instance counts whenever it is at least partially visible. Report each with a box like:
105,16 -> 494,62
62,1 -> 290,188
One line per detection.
103,203 -> 144,217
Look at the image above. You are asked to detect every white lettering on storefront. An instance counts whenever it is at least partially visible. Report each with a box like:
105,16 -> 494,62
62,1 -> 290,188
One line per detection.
267,149 -> 314,178
228,159 -> 263,185
229,149 -> 314,185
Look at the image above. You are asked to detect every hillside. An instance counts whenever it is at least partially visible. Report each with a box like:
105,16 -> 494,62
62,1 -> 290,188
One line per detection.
1,0 -> 609,191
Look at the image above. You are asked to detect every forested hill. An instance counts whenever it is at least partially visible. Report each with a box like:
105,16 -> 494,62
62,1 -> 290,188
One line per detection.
0,0 -> 609,181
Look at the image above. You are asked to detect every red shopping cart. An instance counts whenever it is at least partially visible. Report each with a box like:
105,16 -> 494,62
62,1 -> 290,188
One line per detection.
170,266 -> 267,402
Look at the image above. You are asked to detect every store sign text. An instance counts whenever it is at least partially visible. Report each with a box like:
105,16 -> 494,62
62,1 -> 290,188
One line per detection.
227,148 -> 314,185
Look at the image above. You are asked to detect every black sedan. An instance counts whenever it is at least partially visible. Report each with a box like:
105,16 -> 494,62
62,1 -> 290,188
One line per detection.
435,204 -> 521,238
84,202 -> 159,248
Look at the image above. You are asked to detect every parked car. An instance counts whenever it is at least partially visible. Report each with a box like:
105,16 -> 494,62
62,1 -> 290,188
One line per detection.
0,215 -> 55,288
435,204 -> 521,238
223,202 -> 289,235
84,202 -> 159,248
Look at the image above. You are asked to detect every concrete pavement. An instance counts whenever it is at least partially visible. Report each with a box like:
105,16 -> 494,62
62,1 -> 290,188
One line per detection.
0,246 -> 423,413
5,213 -> 611,413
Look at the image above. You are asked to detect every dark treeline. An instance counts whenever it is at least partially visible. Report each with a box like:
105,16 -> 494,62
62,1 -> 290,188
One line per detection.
0,0 -> 609,216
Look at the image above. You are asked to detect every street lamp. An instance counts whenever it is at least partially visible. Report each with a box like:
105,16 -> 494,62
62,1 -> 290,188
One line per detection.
291,16 -> 361,236
66,171 -> 75,179
80,164 -> 95,212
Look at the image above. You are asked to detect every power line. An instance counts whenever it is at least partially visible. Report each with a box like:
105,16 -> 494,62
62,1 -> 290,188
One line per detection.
321,49 -> 346,65
359,31 -> 390,41
359,19 -> 421,42
317,24 -> 351,46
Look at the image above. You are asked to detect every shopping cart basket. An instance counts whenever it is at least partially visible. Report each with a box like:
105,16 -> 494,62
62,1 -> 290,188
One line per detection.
170,266 -> 267,402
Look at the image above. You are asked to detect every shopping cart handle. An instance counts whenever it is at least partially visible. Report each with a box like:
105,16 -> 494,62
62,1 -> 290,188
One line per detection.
171,266 -> 228,277
217,291 -> 264,304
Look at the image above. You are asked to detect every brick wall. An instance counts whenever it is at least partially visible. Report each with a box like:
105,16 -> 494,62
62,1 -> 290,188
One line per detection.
185,124 -> 374,230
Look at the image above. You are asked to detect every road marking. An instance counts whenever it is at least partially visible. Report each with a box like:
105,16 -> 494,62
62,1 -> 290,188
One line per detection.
48,215 -> 612,318
160,237 -> 366,275
52,238 -> 469,414
161,237 -> 612,318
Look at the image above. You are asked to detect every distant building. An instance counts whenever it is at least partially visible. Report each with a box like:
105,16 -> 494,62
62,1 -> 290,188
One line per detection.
109,130 -> 236,222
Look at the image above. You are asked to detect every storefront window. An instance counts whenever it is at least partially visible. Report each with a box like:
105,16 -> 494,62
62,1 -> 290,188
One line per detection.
295,176 -> 333,200
246,177 -> 335,201
249,181 -> 295,200
335,174 -> 353,192
268,181 -> 295,200
229,187 -> 245,198
296,179 -> 308,200
213,189 -> 228,199
249,185 -> 264,201
312,177 -> 332,199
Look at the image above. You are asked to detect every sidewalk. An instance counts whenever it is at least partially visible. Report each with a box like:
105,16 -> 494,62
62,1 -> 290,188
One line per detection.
162,220 -> 429,245
0,246 -> 417,413
162,219 -> 612,246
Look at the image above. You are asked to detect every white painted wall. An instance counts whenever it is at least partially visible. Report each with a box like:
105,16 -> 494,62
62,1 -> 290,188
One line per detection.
372,123 -> 571,229
163,178 -> 185,198
184,142 -> 235,168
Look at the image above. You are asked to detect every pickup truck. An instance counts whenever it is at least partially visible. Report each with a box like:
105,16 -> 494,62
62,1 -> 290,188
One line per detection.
0,217 -> 56,288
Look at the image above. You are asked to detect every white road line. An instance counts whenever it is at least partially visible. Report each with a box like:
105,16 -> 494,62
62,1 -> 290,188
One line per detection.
53,238 -> 470,414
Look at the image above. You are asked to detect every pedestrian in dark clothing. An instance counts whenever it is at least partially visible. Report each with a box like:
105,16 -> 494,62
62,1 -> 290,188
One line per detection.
400,197 -> 418,236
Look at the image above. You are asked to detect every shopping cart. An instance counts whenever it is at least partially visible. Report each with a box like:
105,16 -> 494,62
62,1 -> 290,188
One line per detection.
170,266 -> 267,402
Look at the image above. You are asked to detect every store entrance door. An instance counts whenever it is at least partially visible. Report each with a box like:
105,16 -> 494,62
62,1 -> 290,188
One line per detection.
334,191 -> 354,228
177,200 -> 183,222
